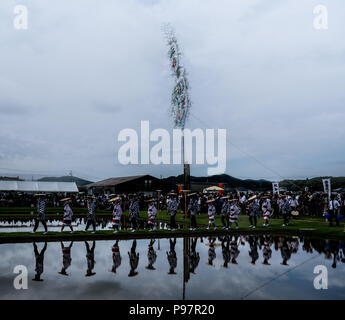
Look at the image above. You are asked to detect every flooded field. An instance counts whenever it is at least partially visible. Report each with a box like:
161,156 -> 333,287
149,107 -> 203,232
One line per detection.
0,235 -> 344,300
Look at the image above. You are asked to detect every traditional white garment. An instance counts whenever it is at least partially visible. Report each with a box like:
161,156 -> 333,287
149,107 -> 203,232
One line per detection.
148,204 -> 157,224
262,200 -> 272,220
208,204 -> 216,221
112,203 -> 122,225
229,204 -> 240,223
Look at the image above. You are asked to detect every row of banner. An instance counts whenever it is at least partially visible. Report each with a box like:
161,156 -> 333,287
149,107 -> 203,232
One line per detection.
272,179 -> 332,197
177,180 -> 332,197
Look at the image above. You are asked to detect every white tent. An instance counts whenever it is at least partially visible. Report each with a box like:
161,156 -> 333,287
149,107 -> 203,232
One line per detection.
0,181 -> 78,193
203,186 -> 224,192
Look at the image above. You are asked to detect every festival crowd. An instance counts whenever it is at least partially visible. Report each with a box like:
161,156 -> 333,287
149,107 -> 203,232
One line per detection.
1,190 -> 344,234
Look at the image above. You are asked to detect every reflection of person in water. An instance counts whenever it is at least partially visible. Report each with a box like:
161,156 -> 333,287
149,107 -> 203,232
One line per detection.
146,239 -> 157,270
262,237 -> 272,265
85,241 -> 96,277
230,236 -> 240,264
189,238 -> 200,274
208,237 -> 216,266
33,242 -> 47,281
166,238 -> 177,274
221,236 -> 230,268
329,240 -> 339,269
248,236 -> 259,265
59,241 -> 73,276
280,238 -> 292,266
110,240 -> 121,274
128,240 -> 139,277
338,241 -> 345,264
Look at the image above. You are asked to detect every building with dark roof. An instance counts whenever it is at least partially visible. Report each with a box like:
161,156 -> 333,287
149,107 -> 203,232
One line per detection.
85,175 -> 177,195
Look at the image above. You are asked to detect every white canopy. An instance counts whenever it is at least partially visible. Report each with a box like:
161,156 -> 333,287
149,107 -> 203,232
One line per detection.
203,186 -> 224,192
0,181 -> 78,193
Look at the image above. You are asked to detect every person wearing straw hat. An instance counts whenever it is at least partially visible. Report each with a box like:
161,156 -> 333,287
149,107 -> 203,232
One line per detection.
221,236 -> 231,268
261,196 -> 272,227
188,193 -> 199,231
229,199 -> 240,230
84,196 -> 97,233
32,242 -> 47,281
146,239 -> 157,270
189,237 -> 200,274
206,199 -> 217,230
31,194 -> 48,234
147,199 -> 157,231
128,194 -> 140,232
167,193 -> 178,231
109,196 -> 122,233
58,241 -> 73,276
220,196 -> 230,230
60,198 -> 74,233
262,237 -> 272,265
166,238 -> 177,274
248,235 -> 259,265
230,236 -> 240,264
208,237 -> 216,265
281,196 -> 291,226
85,241 -> 96,277
280,238 -> 292,266
328,194 -> 340,227
248,195 -> 259,229
128,240 -> 139,277
110,240 -> 121,274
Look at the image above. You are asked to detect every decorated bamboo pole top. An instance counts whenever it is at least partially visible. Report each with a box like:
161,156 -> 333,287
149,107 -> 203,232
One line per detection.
163,24 -> 192,130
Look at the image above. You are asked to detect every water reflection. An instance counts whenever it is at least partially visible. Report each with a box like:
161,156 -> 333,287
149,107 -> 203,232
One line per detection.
110,240 -> 121,274
1,235 -> 345,299
0,217 -> 179,233
84,241 -> 96,277
59,242 -> 73,276
128,240 -> 139,277
167,239 -> 177,274
33,242 -> 47,281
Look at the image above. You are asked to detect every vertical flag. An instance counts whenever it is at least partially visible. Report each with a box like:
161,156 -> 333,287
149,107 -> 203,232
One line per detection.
272,182 -> 279,194
218,184 -> 223,196
178,185 -> 182,195
322,178 -> 331,199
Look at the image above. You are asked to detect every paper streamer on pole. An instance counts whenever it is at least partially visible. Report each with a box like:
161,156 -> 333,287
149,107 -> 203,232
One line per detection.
163,24 -> 191,129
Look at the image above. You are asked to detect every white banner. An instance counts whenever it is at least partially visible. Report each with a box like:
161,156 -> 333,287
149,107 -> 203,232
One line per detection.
322,178 -> 331,199
272,182 -> 279,194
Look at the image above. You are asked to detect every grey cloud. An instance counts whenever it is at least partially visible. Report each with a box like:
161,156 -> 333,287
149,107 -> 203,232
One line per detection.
0,0 -> 344,180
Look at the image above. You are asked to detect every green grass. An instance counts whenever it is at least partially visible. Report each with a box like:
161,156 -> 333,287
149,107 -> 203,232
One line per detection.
0,210 -> 345,242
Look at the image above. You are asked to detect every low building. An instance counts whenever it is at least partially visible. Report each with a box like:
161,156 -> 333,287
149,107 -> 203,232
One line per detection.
85,175 -> 177,196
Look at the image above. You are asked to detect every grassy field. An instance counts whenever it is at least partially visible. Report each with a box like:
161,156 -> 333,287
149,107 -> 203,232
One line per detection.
0,208 -> 344,242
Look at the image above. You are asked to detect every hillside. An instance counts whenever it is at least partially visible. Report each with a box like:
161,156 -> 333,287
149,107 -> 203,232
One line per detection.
279,177 -> 345,192
163,174 -> 272,191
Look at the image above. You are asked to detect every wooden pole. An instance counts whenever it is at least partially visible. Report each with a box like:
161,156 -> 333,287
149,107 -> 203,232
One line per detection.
156,190 -> 162,213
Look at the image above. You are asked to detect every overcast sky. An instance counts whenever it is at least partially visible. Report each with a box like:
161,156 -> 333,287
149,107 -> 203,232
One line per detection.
0,0 -> 344,182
